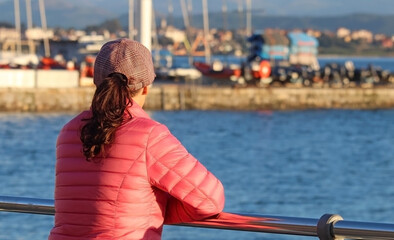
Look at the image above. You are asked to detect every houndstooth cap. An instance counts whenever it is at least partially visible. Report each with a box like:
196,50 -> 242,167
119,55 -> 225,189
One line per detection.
93,38 -> 156,91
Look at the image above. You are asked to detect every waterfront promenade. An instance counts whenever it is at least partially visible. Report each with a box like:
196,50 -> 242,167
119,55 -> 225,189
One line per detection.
1,84 -> 394,112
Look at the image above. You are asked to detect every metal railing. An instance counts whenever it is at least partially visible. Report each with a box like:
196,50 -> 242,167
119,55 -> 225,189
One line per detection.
1,195 -> 394,240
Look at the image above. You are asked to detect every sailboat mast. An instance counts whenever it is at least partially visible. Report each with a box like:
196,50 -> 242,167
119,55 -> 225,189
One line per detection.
237,0 -> 244,31
168,0 -> 174,26
129,0 -> 134,40
180,0 -> 193,65
202,0 -> 211,64
187,0 -> 192,27
25,0 -> 33,29
25,0 -> 35,54
139,0 -> 152,50
13,0 -> 22,54
222,0 -> 228,31
39,0 -> 50,57
246,0 -> 252,36
180,0 -> 190,30
151,6 -> 161,68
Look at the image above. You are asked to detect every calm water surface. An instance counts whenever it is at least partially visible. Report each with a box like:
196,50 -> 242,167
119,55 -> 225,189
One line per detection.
0,109 -> 393,240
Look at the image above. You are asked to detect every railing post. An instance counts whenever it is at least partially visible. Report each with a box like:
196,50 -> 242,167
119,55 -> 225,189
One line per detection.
317,214 -> 344,240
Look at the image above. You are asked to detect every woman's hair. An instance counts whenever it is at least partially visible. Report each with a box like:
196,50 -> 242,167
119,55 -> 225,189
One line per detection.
80,73 -> 137,161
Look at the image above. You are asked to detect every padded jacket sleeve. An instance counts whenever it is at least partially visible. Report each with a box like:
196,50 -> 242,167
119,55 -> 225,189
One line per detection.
146,123 -> 225,224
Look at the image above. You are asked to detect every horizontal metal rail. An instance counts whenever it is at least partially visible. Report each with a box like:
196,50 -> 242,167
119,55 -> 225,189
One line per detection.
1,195 -> 394,240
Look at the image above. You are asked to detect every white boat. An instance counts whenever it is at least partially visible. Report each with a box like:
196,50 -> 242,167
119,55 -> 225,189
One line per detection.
0,51 -> 39,67
77,35 -> 107,54
167,66 -> 202,80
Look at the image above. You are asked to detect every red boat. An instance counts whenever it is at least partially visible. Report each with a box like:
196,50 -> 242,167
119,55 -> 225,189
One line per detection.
193,59 -> 272,86
193,61 -> 241,79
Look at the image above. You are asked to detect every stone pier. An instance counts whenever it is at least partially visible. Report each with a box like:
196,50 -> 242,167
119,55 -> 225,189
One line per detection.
0,85 -> 394,112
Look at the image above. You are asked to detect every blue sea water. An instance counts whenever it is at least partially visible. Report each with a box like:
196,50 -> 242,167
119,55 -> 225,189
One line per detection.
0,109 -> 393,240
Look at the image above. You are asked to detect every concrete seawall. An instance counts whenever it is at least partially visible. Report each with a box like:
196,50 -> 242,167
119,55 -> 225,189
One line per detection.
1,85 -> 394,112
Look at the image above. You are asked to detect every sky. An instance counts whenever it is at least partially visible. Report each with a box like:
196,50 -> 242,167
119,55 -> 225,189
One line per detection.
154,0 -> 394,16
1,0 -> 393,29
1,0 -> 393,17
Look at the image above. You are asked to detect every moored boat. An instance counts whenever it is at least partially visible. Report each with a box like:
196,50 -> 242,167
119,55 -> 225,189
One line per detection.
193,61 -> 240,79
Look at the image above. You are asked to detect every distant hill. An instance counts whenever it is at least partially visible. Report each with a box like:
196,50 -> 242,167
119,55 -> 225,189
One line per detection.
164,12 -> 394,35
0,0 -> 393,35
119,12 -> 394,36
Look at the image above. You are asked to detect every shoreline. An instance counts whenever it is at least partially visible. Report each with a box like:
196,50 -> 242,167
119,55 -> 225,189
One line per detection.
1,85 -> 394,112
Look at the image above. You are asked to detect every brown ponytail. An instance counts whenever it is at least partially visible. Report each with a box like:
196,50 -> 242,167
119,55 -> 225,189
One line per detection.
80,73 -> 134,161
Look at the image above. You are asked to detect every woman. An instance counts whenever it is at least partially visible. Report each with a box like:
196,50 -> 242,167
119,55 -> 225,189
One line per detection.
48,39 -> 225,240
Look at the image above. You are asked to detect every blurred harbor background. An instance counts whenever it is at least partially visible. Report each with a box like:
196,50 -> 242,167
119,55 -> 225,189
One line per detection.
0,0 -> 394,239
0,0 -> 394,89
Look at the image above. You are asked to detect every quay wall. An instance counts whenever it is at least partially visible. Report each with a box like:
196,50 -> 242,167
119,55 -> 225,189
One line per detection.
0,69 -> 80,88
1,85 -> 394,112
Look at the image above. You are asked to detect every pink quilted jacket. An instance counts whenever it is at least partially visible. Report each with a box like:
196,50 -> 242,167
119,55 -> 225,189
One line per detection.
48,101 -> 225,240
